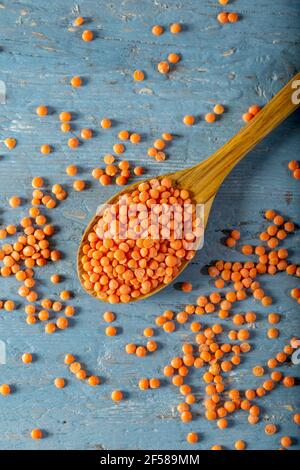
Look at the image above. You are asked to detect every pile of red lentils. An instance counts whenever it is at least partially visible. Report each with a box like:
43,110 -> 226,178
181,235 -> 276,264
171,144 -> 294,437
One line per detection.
79,177 -> 204,303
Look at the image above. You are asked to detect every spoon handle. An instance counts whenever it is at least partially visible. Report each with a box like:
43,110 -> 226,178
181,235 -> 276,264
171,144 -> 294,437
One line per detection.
180,71 -> 300,203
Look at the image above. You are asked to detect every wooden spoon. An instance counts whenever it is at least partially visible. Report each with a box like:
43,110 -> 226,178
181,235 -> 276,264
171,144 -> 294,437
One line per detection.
78,71 -> 300,302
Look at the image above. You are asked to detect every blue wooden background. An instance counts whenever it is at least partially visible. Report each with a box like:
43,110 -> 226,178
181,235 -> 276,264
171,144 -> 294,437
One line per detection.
0,0 -> 299,450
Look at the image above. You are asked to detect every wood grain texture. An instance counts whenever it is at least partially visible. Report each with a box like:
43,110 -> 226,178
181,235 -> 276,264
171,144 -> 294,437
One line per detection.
0,0 -> 300,450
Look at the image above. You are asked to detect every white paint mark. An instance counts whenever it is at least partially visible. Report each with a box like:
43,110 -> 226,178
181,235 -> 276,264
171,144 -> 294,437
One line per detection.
62,210 -> 86,221
223,48 -> 236,57
32,31 -> 48,40
256,85 -> 263,97
138,87 -> 154,95
41,46 -> 57,52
